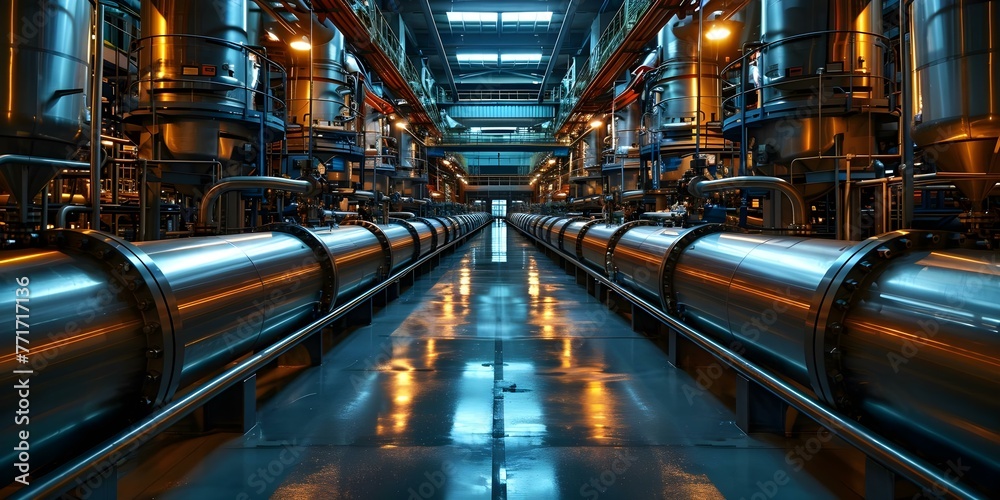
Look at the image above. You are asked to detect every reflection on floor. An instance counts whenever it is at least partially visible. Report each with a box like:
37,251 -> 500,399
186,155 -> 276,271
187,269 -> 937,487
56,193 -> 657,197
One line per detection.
123,221 -> 863,499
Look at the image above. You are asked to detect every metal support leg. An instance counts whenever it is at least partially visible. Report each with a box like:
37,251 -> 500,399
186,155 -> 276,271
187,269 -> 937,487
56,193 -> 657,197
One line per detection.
385,280 -> 400,301
204,374 -> 257,434
344,297 -> 374,326
605,289 -> 630,317
865,456 -> 899,500
280,331 -> 324,367
736,375 -> 787,434
631,306 -> 659,337
72,464 -> 117,500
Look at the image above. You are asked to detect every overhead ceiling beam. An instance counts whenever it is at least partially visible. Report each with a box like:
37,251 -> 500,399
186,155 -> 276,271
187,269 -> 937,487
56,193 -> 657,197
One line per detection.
417,0 -> 459,103
537,0 -> 579,103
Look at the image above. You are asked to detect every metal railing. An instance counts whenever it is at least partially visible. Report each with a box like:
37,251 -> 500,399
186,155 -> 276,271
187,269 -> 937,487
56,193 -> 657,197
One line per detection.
352,1 -> 442,130
556,0 -> 655,129
719,29 -> 892,125
449,89 -> 557,102
439,130 -> 558,145
126,34 -> 287,127
465,175 -> 532,186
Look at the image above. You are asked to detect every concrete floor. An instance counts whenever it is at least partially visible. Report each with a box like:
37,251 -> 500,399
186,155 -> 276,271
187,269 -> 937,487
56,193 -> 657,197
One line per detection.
123,221 -> 863,499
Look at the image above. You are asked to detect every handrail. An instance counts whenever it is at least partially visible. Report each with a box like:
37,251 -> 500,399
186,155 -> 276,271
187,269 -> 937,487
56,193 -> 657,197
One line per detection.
509,221 -> 982,500
719,29 -> 891,122
14,218 -> 493,499
127,34 -> 288,121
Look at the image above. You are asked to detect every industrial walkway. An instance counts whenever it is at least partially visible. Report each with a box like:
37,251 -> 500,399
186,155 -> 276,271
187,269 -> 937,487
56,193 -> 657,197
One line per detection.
124,221 -> 858,499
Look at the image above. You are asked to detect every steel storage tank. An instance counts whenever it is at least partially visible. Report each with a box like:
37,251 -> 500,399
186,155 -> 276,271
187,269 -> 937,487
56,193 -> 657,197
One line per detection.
286,27 -> 362,176
722,0 -> 890,175
127,0 -> 284,163
649,21 -> 726,160
0,0 -> 92,205
911,0 -> 1000,210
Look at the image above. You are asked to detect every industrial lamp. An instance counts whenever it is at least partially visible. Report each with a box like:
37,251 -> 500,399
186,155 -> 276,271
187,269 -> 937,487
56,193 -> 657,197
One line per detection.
290,35 -> 310,51
705,23 -> 732,40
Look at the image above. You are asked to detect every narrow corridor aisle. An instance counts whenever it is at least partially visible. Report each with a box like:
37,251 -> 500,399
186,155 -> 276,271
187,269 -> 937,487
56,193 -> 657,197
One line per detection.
128,221 -> 855,499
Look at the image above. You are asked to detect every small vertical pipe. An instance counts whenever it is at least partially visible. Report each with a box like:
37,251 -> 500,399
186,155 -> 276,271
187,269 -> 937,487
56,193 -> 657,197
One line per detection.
138,161 -> 146,241
41,185 -> 49,230
91,2 -> 105,230
739,48 -> 748,176
696,5 -> 703,162
900,0 -> 914,229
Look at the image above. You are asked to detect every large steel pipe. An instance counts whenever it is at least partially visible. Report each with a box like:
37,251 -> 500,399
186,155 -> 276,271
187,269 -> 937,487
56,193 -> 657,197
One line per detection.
0,214 -> 492,489
510,213 -> 1000,495
0,247 -> 148,478
138,233 -> 325,390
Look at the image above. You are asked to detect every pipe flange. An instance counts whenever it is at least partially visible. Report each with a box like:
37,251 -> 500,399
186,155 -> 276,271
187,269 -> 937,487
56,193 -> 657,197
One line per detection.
345,220 -> 393,281
575,219 -> 603,262
389,219 -> 422,265
659,224 -> 725,314
542,218 -> 561,245
428,217 -> 452,244
605,220 -> 653,279
534,216 -> 555,238
42,230 -> 180,410
557,217 -> 589,253
412,217 -> 439,252
808,230 -> 961,416
269,224 -> 338,314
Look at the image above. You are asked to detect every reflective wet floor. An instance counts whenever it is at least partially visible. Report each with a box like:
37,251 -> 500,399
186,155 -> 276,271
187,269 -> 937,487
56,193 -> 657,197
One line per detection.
124,221 -> 861,499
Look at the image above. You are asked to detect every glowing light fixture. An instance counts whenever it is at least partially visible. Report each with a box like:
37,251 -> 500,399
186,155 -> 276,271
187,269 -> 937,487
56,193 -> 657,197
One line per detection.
705,24 -> 731,40
395,121 -> 408,129
290,36 -> 311,51
547,158 -> 556,164
266,31 -> 280,42
589,119 -> 603,128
